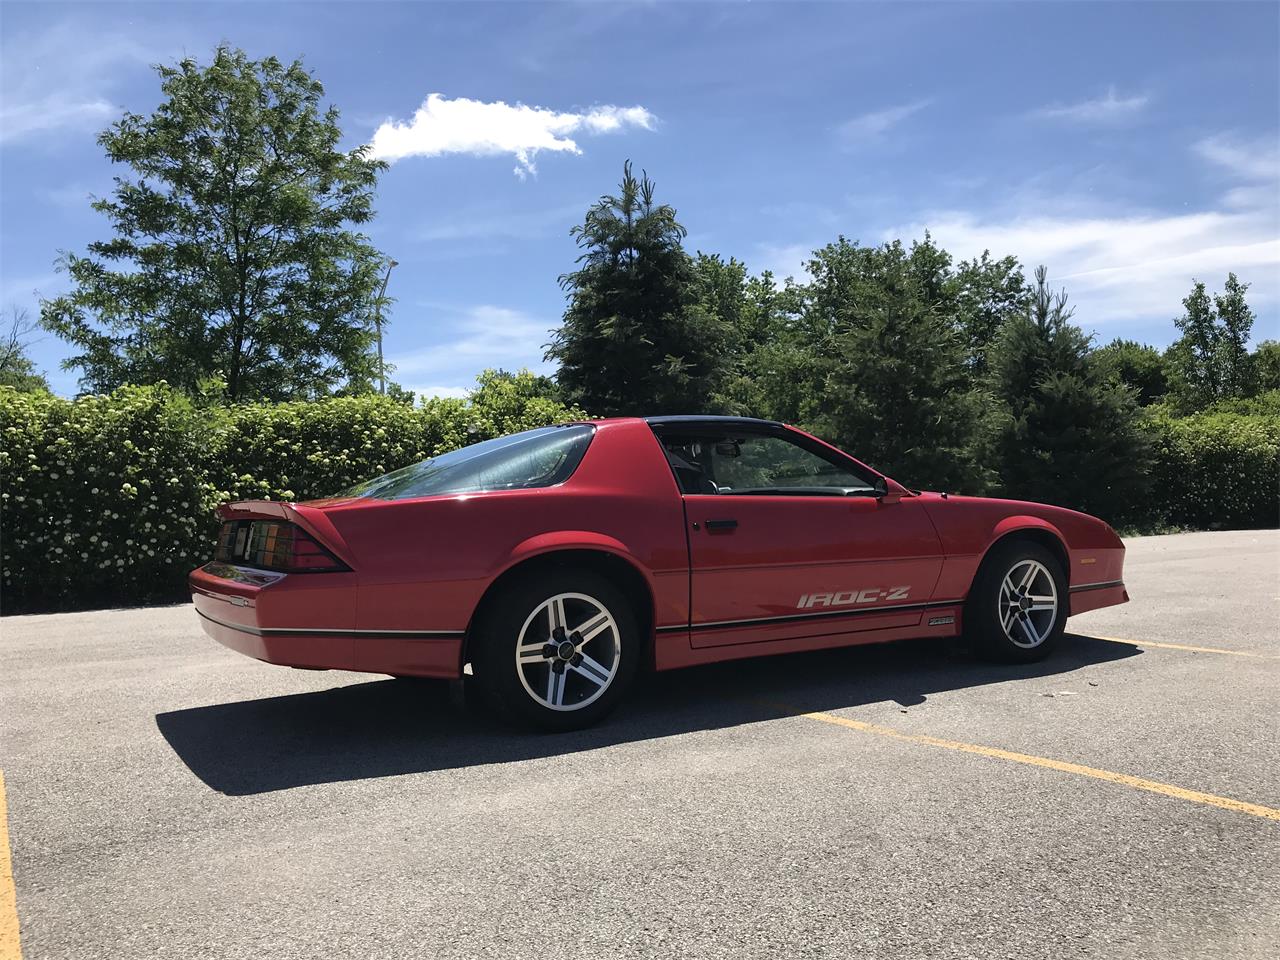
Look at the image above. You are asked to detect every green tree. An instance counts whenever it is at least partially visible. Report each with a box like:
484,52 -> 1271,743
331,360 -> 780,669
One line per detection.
1214,272 -> 1256,398
713,269 -> 797,416
1254,340 -> 1280,392
1093,338 -> 1169,405
467,368 -> 586,435
0,308 -> 50,392
1167,280 -> 1219,410
547,162 -> 733,415
1166,273 -> 1259,410
952,251 -> 1029,376
989,267 -> 1151,522
41,46 -> 389,401
746,237 -> 995,491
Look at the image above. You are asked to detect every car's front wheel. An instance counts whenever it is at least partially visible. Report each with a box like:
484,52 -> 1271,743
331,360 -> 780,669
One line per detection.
965,541 -> 1066,662
469,568 -> 639,731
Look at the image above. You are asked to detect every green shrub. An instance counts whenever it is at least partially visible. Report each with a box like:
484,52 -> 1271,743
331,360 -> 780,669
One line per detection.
3,370 -> 1274,613
1,385 -> 219,611
1144,410 -> 1279,529
1,371 -> 583,613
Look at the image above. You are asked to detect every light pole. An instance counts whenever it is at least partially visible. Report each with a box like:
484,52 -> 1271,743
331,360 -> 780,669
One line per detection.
375,258 -> 398,395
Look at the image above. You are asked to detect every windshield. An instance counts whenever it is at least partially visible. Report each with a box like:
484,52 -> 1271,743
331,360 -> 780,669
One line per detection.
338,424 -> 595,500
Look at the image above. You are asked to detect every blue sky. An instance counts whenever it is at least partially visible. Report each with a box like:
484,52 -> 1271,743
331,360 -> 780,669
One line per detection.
2,1 -> 1277,398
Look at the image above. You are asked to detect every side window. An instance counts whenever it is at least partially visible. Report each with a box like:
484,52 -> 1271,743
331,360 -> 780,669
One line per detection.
659,431 -> 875,496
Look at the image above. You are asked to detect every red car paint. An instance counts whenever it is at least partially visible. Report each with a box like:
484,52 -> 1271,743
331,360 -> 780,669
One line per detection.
189,417 -> 1127,678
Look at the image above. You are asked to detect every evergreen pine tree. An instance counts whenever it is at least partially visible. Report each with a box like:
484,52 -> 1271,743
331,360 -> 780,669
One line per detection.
547,162 -> 733,415
989,266 -> 1151,522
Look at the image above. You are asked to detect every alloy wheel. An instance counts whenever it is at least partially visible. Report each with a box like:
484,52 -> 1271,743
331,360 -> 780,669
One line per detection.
515,592 -> 622,711
997,559 -> 1059,649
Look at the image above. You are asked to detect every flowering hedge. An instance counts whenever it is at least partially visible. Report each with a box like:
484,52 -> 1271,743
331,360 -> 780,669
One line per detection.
1145,409 -> 1280,530
1,372 -> 583,612
2,378 -> 1276,613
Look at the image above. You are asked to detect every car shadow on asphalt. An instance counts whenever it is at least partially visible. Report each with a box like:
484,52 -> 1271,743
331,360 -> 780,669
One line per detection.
155,633 -> 1141,795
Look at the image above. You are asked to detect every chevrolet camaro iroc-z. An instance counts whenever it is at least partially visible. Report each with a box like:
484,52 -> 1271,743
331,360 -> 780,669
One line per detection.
189,416 -> 1128,730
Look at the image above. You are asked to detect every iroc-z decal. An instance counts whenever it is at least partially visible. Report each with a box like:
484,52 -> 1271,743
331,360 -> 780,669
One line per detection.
797,586 -> 910,609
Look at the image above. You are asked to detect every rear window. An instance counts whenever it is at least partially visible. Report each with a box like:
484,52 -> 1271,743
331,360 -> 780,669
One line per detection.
337,424 -> 595,500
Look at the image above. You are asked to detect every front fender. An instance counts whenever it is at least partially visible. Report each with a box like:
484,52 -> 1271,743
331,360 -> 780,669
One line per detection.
990,514 -> 1068,547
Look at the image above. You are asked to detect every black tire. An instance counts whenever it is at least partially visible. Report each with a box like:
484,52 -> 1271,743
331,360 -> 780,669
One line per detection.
964,540 -> 1067,663
468,567 -> 640,732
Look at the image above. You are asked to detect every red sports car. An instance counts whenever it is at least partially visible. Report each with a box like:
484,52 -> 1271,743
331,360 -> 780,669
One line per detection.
189,416 -> 1127,730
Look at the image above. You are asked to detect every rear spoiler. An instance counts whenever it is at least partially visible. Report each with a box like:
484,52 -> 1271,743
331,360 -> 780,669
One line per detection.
217,500 -> 293,521
215,500 -> 356,570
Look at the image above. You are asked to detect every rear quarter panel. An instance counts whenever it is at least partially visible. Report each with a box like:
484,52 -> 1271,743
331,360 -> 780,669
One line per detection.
314,420 -> 689,644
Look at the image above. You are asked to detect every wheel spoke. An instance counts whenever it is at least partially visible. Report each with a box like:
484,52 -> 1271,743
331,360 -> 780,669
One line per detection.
573,612 -> 612,647
1018,564 -> 1037,592
1028,602 -> 1056,612
1018,613 -> 1041,646
546,665 -> 566,706
1001,606 -> 1018,630
572,652 -> 612,687
517,644 -> 548,664
1027,594 -> 1055,604
548,596 -> 568,634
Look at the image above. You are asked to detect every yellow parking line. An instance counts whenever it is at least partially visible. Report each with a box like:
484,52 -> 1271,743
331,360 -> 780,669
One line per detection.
802,711 -> 1280,823
1088,635 -> 1278,659
0,772 -> 21,960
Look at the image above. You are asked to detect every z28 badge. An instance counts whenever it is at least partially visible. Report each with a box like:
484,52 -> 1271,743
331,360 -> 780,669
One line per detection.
797,586 -> 910,609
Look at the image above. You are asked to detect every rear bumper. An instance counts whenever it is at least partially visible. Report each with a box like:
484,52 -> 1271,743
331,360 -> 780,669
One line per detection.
1068,580 -> 1129,616
194,604 -> 358,671
189,563 -> 464,679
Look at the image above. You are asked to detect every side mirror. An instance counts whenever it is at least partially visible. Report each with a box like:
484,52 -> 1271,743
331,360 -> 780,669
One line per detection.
873,476 -> 905,504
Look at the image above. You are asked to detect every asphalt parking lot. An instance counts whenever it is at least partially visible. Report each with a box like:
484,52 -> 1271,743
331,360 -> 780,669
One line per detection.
2,529 -> 1277,960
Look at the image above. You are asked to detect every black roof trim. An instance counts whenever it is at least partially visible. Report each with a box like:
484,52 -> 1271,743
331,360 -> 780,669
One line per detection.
645,415 -> 786,430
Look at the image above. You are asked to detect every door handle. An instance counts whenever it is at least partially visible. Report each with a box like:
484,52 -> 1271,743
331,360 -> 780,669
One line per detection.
706,518 -> 738,531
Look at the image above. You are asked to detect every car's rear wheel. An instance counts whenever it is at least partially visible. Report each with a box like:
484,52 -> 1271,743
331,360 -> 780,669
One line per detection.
469,568 -> 639,731
965,540 -> 1066,662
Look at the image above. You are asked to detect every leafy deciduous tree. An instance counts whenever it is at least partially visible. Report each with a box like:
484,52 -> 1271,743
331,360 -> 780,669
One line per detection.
952,251 -> 1029,376
1167,273 -> 1259,410
1093,338 -> 1170,405
0,307 -> 49,392
1214,272 -> 1257,398
1253,340 -> 1280,393
41,46 -> 389,401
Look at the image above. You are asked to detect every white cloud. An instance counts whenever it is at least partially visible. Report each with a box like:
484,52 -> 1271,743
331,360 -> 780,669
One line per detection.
0,22 -> 157,145
388,304 -> 555,396
888,209 -> 1278,325
1,98 -> 115,143
1194,134 -> 1279,184
368,94 -> 656,177
758,133 -> 1279,335
1031,87 -> 1149,124
755,242 -> 816,281
836,99 -> 930,146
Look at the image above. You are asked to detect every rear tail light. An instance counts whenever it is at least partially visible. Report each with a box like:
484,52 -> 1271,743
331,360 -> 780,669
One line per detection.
214,520 -> 347,572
